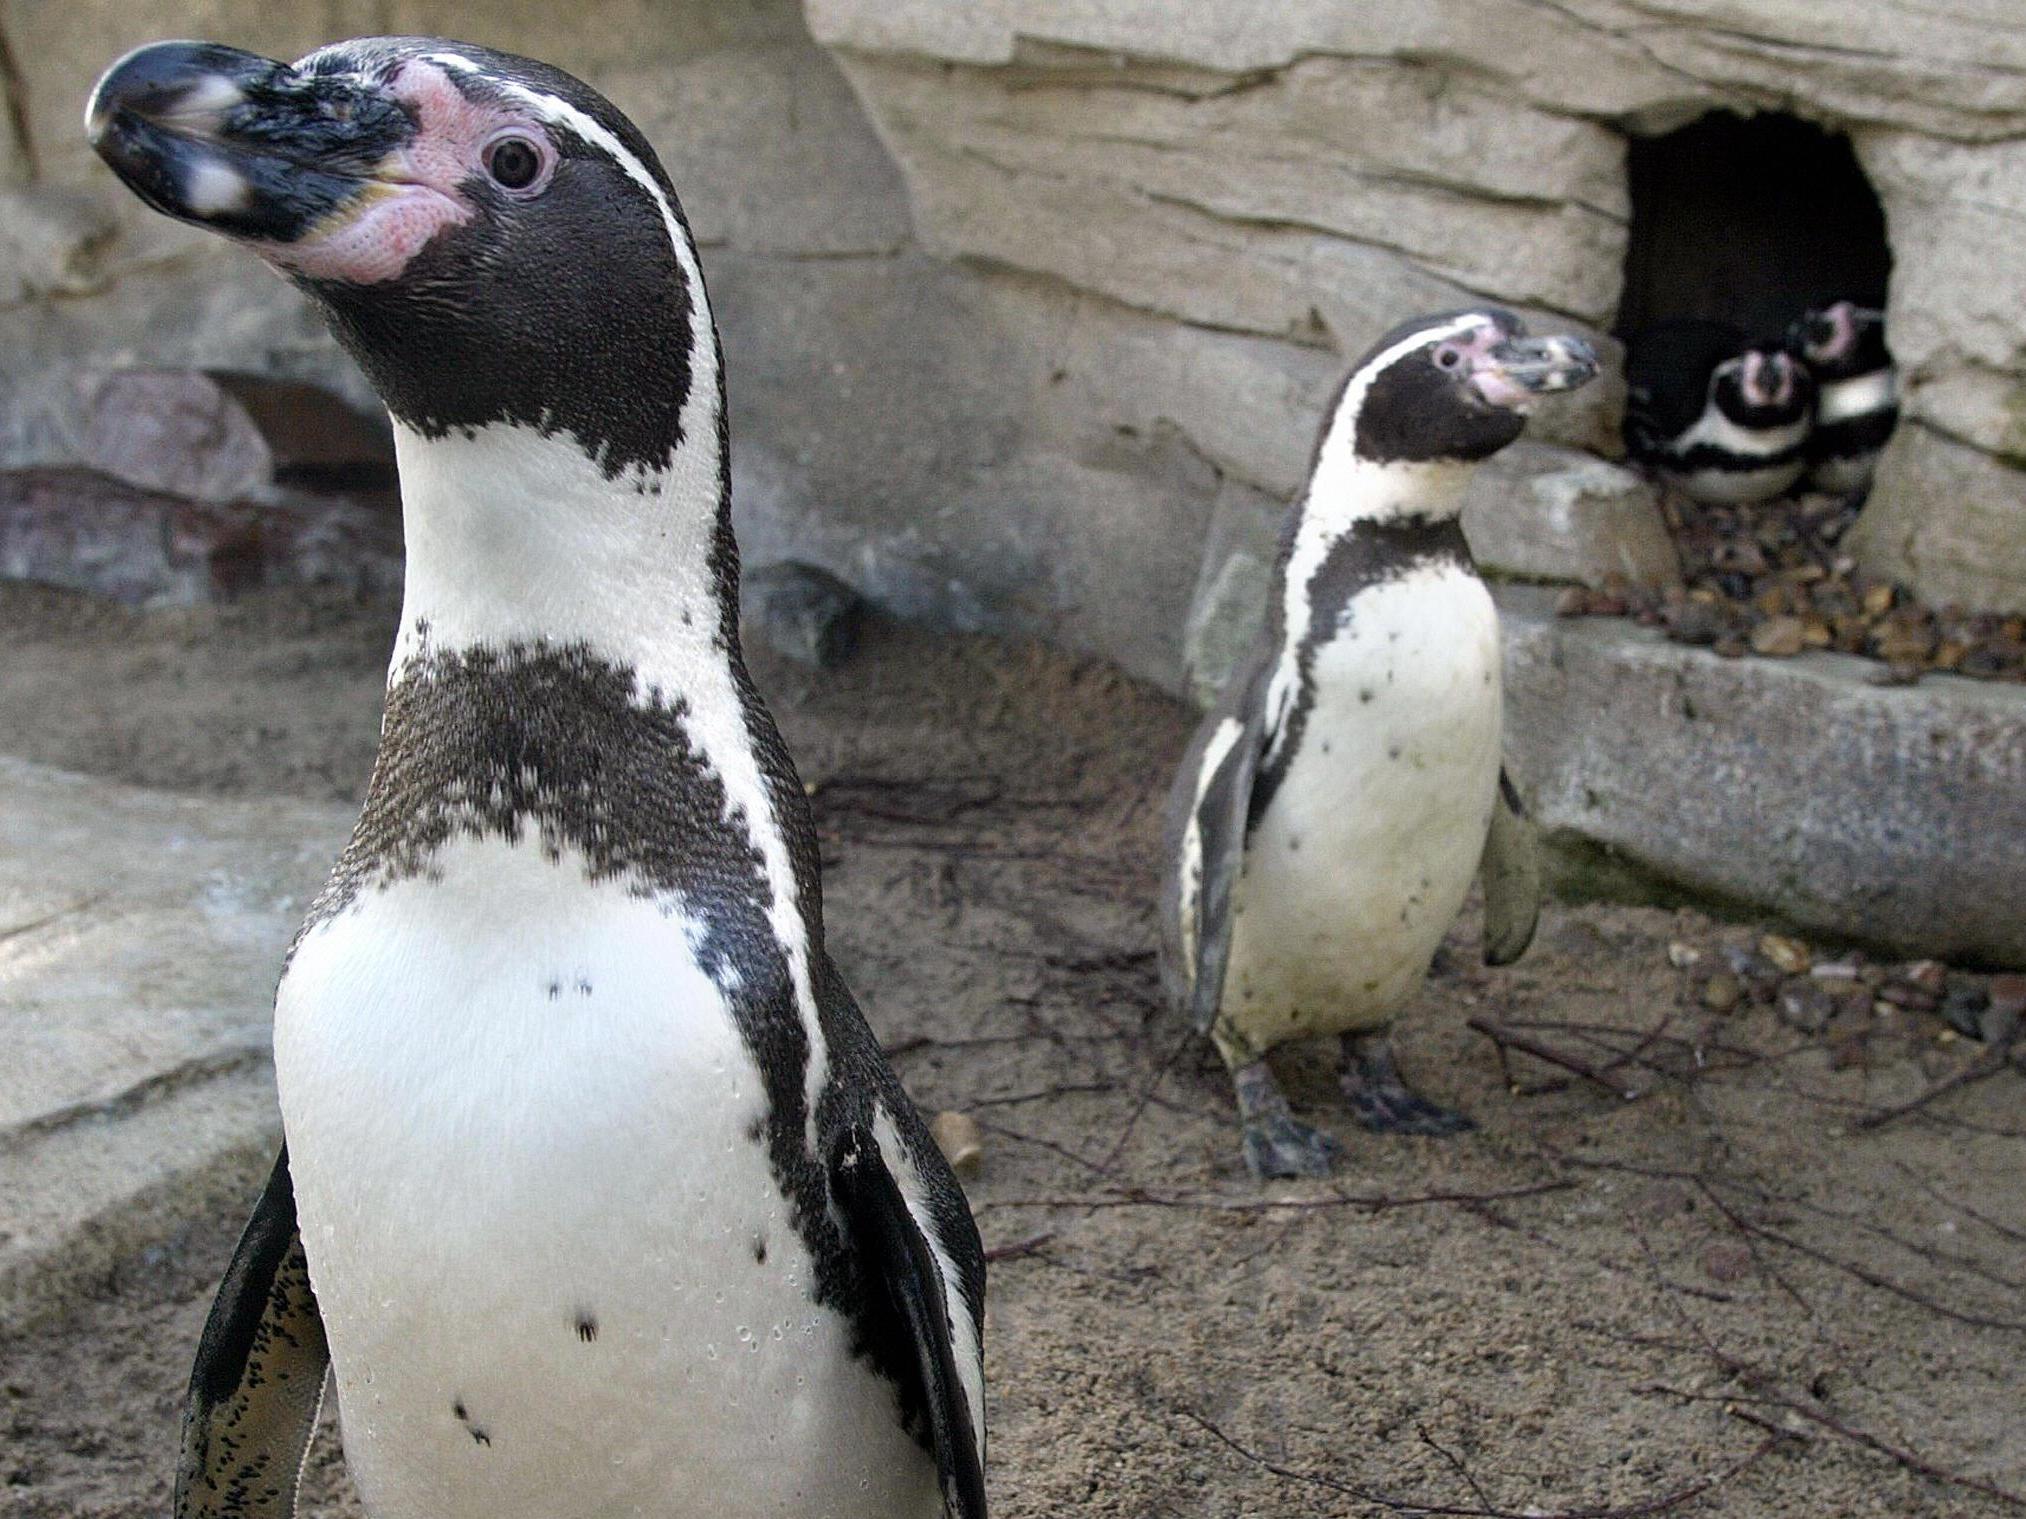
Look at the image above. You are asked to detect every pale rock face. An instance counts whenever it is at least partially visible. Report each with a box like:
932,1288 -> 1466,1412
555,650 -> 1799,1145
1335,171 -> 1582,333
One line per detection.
811,0 -> 2026,615
1462,443 -> 1681,593
7,0 -> 2026,646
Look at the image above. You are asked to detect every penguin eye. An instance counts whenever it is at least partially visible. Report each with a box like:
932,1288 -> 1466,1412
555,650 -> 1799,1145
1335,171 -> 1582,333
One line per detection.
483,133 -> 548,193
1434,345 -> 1464,371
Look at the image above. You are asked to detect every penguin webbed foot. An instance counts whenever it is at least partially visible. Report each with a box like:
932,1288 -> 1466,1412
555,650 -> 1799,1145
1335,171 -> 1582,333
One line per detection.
1231,1059 -> 1343,1179
1242,1111 -> 1344,1179
1340,1033 -> 1476,1136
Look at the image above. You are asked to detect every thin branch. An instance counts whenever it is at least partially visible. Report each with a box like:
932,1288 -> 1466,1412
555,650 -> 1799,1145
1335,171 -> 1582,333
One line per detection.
981,1231 -> 1054,1264
1468,1017 -> 1643,1099
1177,1406 -> 1779,1518
977,1179 -> 1576,1216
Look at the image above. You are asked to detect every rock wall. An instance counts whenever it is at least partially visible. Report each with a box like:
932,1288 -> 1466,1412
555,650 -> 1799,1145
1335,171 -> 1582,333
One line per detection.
809,0 -> 2026,675
2,0 -> 1133,665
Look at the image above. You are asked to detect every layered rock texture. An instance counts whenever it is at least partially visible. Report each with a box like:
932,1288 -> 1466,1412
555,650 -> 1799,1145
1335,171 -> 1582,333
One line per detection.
1,1 -> 2023,953
808,0 -> 2026,646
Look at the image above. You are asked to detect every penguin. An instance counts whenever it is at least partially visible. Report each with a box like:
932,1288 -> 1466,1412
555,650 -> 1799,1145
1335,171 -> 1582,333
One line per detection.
89,37 -> 985,1519
1161,309 -> 1597,1179
1623,319 -> 1816,504
1786,301 -> 1898,496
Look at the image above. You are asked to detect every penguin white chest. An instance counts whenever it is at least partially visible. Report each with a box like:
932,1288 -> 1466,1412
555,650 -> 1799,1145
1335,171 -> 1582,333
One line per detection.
273,833 -> 937,1519
1221,565 -> 1500,1053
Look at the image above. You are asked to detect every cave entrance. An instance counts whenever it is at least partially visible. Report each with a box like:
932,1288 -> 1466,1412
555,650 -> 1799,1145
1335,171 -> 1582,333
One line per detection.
1615,110 -> 1891,343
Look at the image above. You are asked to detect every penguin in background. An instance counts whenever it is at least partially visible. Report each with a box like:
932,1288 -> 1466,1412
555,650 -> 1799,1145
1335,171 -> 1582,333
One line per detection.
1623,319 -> 1816,505
1161,309 -> 1598,1179
89,36 -> 986,1519
1786,301 -> 1898,497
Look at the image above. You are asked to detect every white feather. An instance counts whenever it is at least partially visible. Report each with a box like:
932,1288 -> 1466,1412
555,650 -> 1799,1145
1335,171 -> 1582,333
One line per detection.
278,834 -> 940,1519
1817,368 -> 1897,426
1219,564 -> 1500,1057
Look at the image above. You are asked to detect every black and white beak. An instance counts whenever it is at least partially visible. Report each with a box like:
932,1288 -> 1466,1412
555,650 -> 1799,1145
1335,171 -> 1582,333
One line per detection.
1470,333 -> 1599,413
87,41 -> 414,245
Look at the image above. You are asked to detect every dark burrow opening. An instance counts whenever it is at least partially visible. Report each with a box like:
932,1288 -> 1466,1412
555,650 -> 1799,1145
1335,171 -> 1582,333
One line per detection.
1615,110 -> 1891,343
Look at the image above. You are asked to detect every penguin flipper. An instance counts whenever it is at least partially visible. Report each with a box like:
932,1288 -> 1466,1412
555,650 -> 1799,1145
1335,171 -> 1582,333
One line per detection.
831,1124 -> 987,1519
1178,708 -> 1264,1036
177,1148 -> 330,1519
1479,766 -> 1542,967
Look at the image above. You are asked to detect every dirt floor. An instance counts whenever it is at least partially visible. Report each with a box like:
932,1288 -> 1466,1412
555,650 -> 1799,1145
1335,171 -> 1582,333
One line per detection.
1,578 -> 2022,1518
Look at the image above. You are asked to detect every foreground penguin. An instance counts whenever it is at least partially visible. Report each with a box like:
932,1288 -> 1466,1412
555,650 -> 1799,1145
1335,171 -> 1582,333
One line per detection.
89,38 -> 984,1519
1161,309 -> 1597,1179
1624,320 -> 1816,504
1786,301 -> 1898,497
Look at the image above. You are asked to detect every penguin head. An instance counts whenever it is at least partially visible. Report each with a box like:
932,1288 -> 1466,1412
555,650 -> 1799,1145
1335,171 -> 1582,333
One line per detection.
1787,301 -> 1890,382
1711,346 -> 1815,429
88,38 -> 707,481
1341,308 -> 1599,466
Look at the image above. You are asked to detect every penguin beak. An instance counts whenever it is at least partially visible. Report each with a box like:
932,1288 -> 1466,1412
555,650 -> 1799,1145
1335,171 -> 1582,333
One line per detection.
1740,351 -> 1795,409
1470,334 -> 1600,412
87,42 -> 414,247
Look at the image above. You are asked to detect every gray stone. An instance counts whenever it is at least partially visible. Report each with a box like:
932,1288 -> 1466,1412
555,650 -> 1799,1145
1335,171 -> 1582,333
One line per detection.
0,759 -> 349,1323
742,560 -> 867,668
1180,478 -> 1282,706
1850,422 -> 2026,617
71,368 -> 279,503
1499,586 -> 2026,968
1464,443 -> 1680,592
0,467 -> 403,606
0,187 -> 117,303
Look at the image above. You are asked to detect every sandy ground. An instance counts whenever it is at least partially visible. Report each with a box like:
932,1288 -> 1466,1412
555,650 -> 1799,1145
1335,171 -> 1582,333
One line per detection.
1,578 -> 2022,1518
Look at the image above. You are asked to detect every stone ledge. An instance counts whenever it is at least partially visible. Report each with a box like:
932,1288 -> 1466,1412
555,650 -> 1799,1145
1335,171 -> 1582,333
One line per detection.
0,1062 -> 279,1329
0,759 -> 347,1327
1500,586 -> 2026,967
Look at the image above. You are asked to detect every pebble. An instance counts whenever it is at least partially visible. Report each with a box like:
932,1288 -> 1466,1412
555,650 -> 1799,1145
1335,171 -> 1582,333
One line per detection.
1778,981 -> 1833,1034
1554,491 -> 2026,684
1758,933 -> 1812,975
1701,1240 -> 1753,1283
1700,971 -> 1742,1013
741,561 -> 866,669
1989,974 -> 2026,1019
1877,980 -> 1939,1013
1903,960 -> 1948,994
929,1110 -> 984,1177
1986,975 -> 2026,1046
1666,940 -> 1702,970
1750,615 -> 1807,658
1940,982 -> 1991,1039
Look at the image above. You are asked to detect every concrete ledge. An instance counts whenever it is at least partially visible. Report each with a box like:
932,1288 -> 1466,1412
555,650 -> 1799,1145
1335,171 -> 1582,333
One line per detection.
1500,586 -> 2026,967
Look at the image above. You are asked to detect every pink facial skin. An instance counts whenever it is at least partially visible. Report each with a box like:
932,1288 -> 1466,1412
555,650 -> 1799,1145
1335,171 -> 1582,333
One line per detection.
1740,350 -> 1797,409
258,60 -> 551,285
1437,325 -> 1532,410
1805,301 -> 1860,366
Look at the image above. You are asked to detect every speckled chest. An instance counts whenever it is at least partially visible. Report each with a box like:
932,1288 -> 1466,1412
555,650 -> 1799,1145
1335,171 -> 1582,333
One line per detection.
1226,561 -> 1502,1029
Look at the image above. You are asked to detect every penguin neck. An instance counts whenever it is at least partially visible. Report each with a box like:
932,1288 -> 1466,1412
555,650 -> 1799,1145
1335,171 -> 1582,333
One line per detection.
1297,443 -> 1473,548
388,415 -> 737,692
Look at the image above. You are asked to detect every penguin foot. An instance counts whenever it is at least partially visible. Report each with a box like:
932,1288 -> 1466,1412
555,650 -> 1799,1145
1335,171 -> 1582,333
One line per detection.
1340,1033 -> 1476,1137
1231,1058 -> 1342,1179
1242,1112 -> 1344,1179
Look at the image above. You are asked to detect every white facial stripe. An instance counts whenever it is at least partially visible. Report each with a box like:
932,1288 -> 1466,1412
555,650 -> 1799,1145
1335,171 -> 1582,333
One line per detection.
1671,399 -> 1810,460
1261,316 -> 1485,763
415,53 -> 830,1161
1817,367 -> 1898,426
